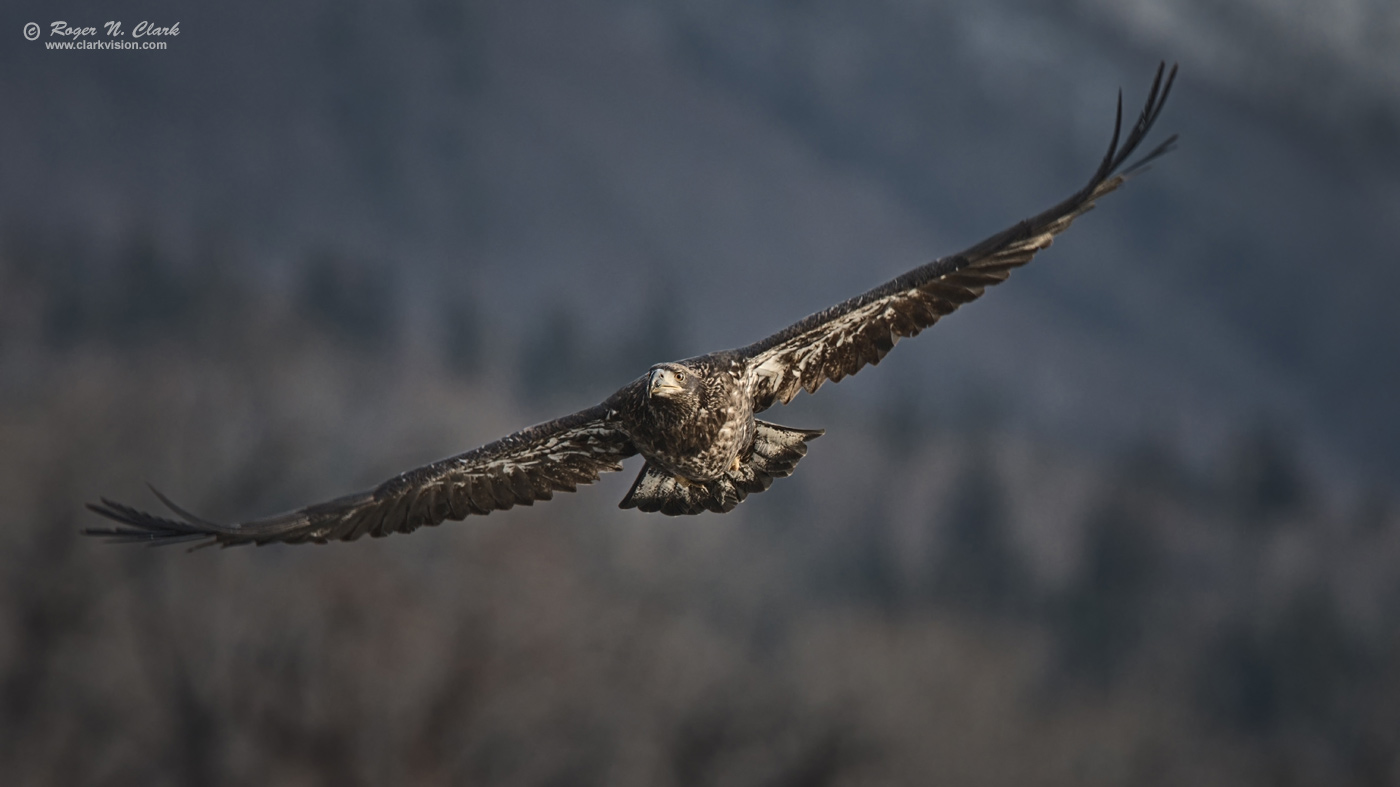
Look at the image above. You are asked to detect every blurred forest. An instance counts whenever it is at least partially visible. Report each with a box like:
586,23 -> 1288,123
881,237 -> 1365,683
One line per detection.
4,0 -> 1400,785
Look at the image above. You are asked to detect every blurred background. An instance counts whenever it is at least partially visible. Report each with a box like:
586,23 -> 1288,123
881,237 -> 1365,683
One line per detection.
3,0 -> 1399,784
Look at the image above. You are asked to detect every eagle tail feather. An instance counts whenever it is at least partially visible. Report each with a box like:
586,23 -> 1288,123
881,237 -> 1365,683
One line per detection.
618,421 -> 823,516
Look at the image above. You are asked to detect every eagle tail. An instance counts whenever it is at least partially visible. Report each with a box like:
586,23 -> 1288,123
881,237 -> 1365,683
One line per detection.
618,421 -> 823,516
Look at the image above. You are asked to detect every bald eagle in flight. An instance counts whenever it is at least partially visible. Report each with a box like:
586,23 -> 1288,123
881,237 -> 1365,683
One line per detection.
85,64 -> 1177,547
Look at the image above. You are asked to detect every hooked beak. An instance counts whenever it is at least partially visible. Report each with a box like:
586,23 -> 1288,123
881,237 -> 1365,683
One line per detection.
649,369 -> 684,398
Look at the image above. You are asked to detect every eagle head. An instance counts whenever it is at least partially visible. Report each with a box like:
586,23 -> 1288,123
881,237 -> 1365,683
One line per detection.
647,362 -> 699,401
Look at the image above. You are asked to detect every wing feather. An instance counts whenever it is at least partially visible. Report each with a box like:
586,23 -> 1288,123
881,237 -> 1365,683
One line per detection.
740,64 -> 1177,412
84,405 -> 637,548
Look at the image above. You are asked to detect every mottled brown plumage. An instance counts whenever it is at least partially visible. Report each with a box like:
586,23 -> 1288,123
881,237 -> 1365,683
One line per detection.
85,64 -> 1177,547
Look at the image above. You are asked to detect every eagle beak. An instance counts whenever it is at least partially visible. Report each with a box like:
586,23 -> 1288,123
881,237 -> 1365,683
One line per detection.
649,369 -> 684,398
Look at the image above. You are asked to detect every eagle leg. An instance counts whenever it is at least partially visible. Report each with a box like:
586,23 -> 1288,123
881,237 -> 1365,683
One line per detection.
618,421 -> 823,516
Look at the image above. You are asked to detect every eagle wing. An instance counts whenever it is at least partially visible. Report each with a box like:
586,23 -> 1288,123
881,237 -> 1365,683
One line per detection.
739,64 -> 1177,412
84,405 -> 637,548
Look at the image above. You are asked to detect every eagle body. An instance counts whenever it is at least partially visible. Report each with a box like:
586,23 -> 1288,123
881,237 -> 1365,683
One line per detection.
616,357 -> 755,482
604,356 -> 819,516
85,65 -> 1178,547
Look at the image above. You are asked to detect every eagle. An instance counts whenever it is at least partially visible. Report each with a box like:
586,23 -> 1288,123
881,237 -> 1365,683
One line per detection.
85,64 -> 1177,548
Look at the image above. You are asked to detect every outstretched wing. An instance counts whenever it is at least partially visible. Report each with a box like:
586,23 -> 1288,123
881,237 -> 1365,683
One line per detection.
84,406 -> 637,548
739,63 -> 1177,412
